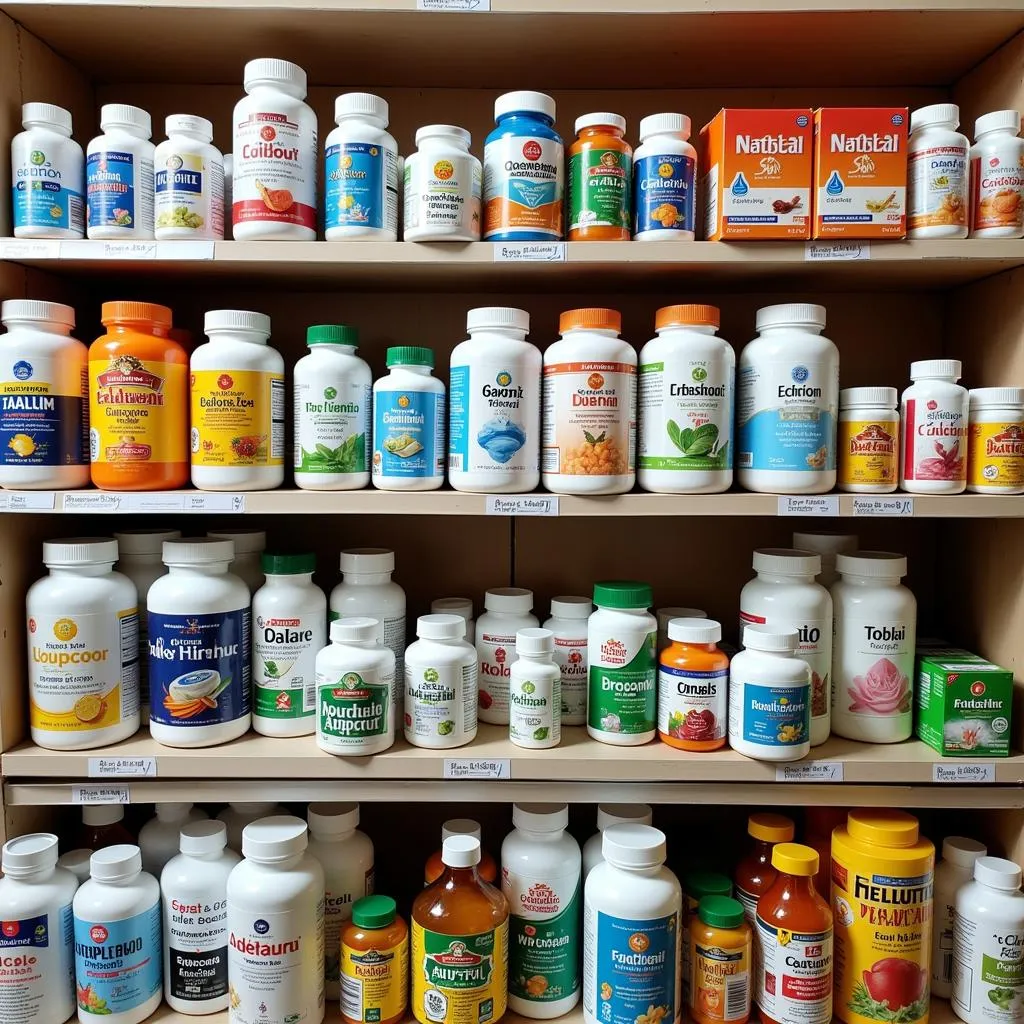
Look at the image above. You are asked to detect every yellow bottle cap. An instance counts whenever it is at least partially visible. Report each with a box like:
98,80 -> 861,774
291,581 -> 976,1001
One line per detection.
847,809 -> 920,848
748,813 -> 795,843
772,842 -> 819,877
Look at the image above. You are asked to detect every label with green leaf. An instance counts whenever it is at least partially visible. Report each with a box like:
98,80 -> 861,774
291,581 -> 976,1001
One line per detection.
294,377 -> 371,476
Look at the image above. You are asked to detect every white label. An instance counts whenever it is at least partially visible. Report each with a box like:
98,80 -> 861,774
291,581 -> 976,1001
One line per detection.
0,901 -> 74,1022
155,240 -> 216,260
492,242 -> 566,261
902,395 -> 968,484
483,133 -> 563,243
933,762 -> 995,783
254,606 -> 325,723
0,491 -> 56,510
657,664 -> 728,743
60,492 -> 246,513
182,493 -> 246,512
778,496 -> 840,516
952,888 -> 1024,1022
853,496 -> 914,516
485,495 -> 558,516
509,662 -> 559,748
101,241 -> 158,259
775,761 -> 844,782
443,758 -> 511,779
804,241 -> 871,261
72,785 -> 130,804
294,376 -> 371,479
553,635 -> 588,724
163,871 -> 231,1007
404,150 -> 482,236
0,239 -> 61,259
477,630 -> 517,722
909,141 -> 969,232
756,916 -> 832,1024
61,492 -> 124,512
88,756 -> 157,777
418,0 -> 489,9
405,658 -> 478,746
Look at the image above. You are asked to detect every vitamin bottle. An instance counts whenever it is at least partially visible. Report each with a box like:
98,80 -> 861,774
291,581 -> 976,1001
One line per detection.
657,606 -> 708,651
932,835 -> 987,999
405,124 -> 482,241
425,820 -> 498,885
733,814 -> 795,945
207,528 -> 266,593
11,102 -> 84,238
431,597 -> 474,639
476,587 -> 539,725
232,58 -> 317,240
0,298 -> 89,489
900,359 -> 969,493
325,92 -> 399,240
412,835 -> 509,1024
638,303 -> 734,494
568,112 -> 633,241
79,805 -> 135,850
838,387 -> 899,493
59,848 -> 95,884
658,616 -> 729,751
86,104 -> 155,239
908,102 -> 969,238
690,895 -> 752,1024
137,801 -> 207,875
294,324 -> 372,490
683,871 -> 734,1008
543,595 -> 591,726
968,387 -> 1024,494
542,307 -> 636,495
341,895 -> 409,1024
154,114 -> 225,240
449,306 -> 541,493
89,301 -> 189,490
483,91 -> 563,242
216,801 -> 285,852
223,153 -> 233,236
582,804 -> 654,878
633,113 -> 698,241
502,803 -> 581,1018
509,627 -> 561,749
792,531 -> 858,588
970,110 -> 1024,238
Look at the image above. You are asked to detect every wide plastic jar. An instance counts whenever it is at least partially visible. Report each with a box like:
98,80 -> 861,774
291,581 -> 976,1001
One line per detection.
658,616 -> 729,751
155,114 -> 225,240
86,104 -> 155,239
568,112 -> 632,241
792,531 -> 858,588
404,124 -> 482,241
207,527 -> 266,592
968,387 -> 1024,494
932,835 -> 987,999
509,627 -> 561,749
900,359 -> 969,493
632,113 -> 698,241
908,103 -> 969,239
543,595 -> 591,725
970,110 -> 1024,238
581,804 -> 653,879
476,587 -> 538,725
838,387 -> 899,493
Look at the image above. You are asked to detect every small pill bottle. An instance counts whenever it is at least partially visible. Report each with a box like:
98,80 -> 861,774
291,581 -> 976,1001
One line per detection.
568,112 -> 632,241
690,895 -> 752,1024
908,103 -> 969,239
404,124 -> 482,241
633,112 -> 698,241
900,358 -> 969,494
838,387 -> 899,493
658,617 -> 729,752
154,114 -> 225,240
969,109 -> 1024,239
509,627 -> 561,750
543,595 -> 591,726
87,103 -> 155,239
341,896 -> 409,1024
967,387 -> 1024,494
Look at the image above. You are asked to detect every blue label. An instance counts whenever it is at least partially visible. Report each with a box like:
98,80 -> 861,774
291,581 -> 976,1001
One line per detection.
0,912 -> 51,949
373,388 -> 444,479
594,912 -> 677,1024
74,906 -> 161,1017
148,609 -> 251,727
87,150 -> 136,229
1,374 -> 87,466
740,681 -> 810,747
738,408 -> 835,472
633,153 -> 695,234
448,365 -> 470,468
13,180 -> 84,232
155,169 -> 202,194
326,142 -> 384,230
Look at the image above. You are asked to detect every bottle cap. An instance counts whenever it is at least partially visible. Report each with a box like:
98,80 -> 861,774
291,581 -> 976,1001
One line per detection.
755,303 -> 827,332
165,114 -> 213,141
352,894 -> 397,929
442,834 -> 481,868
43,538 -> 119,566
243,58 -> 307,97
83,804 -> 125,826
575,111 -> 627,133
596,804 -> 653,831
204,309 -> 271,337
911,102 -> 960,132
114,529 -> 181,555
101,301 -> 173,329
431,598 -> 473,621
639,112 -> 691,141
559,308 -> 622,334
494,91 -> 556,121
22,102 -> 72,133
100,104 -> 151,138
415,124 -> 472,148
846,809 -> 920,848
57,849 -> 93,883
910,358 -> 961,381
163,538 -> 234,565
242,815 -> 308,862
970,387 -> 1024,408
155,802 -> 194,822
2,833 -> 59,876
512,803 -> 569,832
549,596 -> 592,619
942,835 -> 987,868
90,844 -> 143,882
657,608 -> 708,633
655,304 -> 720,330
742,624 -> 799,653
516,627 -> 554,656
772,842 -> 819,877
1,299 -> 75,327
748,813 -> 795,843
466,306 -> 530,333
308,324 -> 358,347
593,580 -> 652,610
752,547 -> 822,578
698,894 -> 745,929
974,855 -> 1023,891
836,551 -> 907,579
441,819 -> 482,842
484,587 -> 534,613
975,109 -> 1021,138
331,616 -> 381,643
307,802 -> 360,837
179,820 -> 229,856
335,92 -> 389,125
340,548 -> 395,574
208,529 -> 266,553
840,386 -> 897,408
684,870 -> 732,900
602,823 -> 667,868
416,613 -> 466,641
667,617 -> 721,644
386,345 -> 433,368
261,552 -> 316,575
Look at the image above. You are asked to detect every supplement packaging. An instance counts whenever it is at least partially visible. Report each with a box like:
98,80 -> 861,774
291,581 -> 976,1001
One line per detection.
154,114 -> 225,240
970,109 -> 1024,238
967,387 -> 1024,494
509,627 -> 561,749
908,103 -> 969,239
543,595 -> 591,726
404,124 -> 482,242
86,104 -> 155,239
341,895 -> 409,1024
568,112 -> 633,241
633,112 -> 697,240
900,358 -> 969,494
838,386 -> 899,493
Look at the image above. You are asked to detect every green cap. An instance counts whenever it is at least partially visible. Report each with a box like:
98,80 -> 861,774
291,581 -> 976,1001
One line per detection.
386,346 -> 433,369
684,870 -> 732,901
307,324 -> 358,347
698,895 -> 745,930
593,580 -> 653,609
352,894 -> 397,929
261,552 -> 316,575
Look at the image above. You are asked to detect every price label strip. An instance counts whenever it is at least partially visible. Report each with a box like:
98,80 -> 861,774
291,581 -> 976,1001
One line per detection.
932,762 -> 995,784
776,761 -> 845,782
72,785 -> 131,804
88,756 -> 157,778
486,495 -> 558,517
443,758 -> 511,779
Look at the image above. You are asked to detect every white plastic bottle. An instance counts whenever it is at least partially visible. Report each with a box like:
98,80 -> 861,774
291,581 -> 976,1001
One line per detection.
968,387 -> 1024,494
154,114 -> 224,240
138,802 -> 208,875
510,627 -> 561,749
431,597 -> 474,639
476,587 -> 539,725
223,153 -> 233,237
11,102 -> 85,238
737,303 -> 839,494
908,103 -> 969,239
503,804 -> 582,1018
582,804 -> 654,879
207,528 -> 266,593
217,802 -> 285,852
900,359 -> 969,494
932,835 -> 987,999
970,110 -> 1024,238
791,531 -> 858,588
404,124 -> 482,241
449,307 -> 542,493
632,112 -> 698,241
544,596 -> 591,726
86,104 -> 155,239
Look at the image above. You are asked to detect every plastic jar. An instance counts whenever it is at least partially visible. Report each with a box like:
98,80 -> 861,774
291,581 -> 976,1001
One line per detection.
80,805 -> 135,850
431,597 -> 474,639
155,114 -> 225,240
89,300 -> 189,490
632,113 -> 698,241
476,587 -> 539,725
568,112 -> 632,241
792,531 -> 858,588
425,820 -> 499,886
690,895 -> 752,1024
737,303 -> 839,494
683,871 -> 735,1009
502,803 -> 581,1018
509,627 -> 561,749
970,110 -> 1024,238
11,102 -> 84,238
27,537 -> 140,750
908,103 -> 969,239
216,802 -> 285,852
656,606 -> 708,651
734,813 -> 796,947
87,104 -> 155,239
582,804 -> 653,879
838,387 -> 899,493
900,359 -> 969,493
59,848 -> 95,883
449,306 -> 541,493
207,528 -> 266,593
138,801 -> 207,874
638,303 -> 734,494
232,58 -> 317,241
932,835 -> 988,999
968,387 -> 1024,494
483,91 -> 563,242
543,595 -> 591,726
372,346 -> 446,490
294,324 -> 372,490
542,307 -> 637,494
404,124 -> 482,241
147,538 -> 252,748
341,895 -> 409,1024
325,92 -> 398,240
658,616 -> 729,751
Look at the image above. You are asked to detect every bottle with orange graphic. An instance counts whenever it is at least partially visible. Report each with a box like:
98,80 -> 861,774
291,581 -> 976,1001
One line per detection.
658,617 -> 729,751
568,113 -> 633,241
690,895 -> 752,1024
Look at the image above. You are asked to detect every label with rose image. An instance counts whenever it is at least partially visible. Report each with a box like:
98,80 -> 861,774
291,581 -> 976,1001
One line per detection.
902,396 -> 967,483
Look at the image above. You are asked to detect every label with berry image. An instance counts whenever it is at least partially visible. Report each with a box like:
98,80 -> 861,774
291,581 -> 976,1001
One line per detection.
477,631 -> 516,723
190,369 -> 285,468
657,664 -> 728,742
902,396 -> 967,483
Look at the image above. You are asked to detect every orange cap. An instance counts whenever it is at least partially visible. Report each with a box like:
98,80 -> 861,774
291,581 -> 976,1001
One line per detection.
101,301 -> 173,328
559,308 -> 622,334
655,304 -> 721,330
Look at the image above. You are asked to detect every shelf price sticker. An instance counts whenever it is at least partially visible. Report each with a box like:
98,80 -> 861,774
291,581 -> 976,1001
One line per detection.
0,239 -> 60,259
493,242 -> 566,262
778,495 -> 840,516
932,762 -> 996,784
62,492 -> 246,513
417,0 -> 491,11
72,785 -> 131,804
805,242 -> 871,262
775,761 -> 845,782
443,758 -> 511,779
486,495 -> 559,517
62,493 -> 125,512
0,491 -> 56,511
853,497 -> 914,517
88,756 -> 157,778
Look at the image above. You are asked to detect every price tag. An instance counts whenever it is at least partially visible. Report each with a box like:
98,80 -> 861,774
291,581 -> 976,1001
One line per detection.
486,495 -> 559,517
0,239 -> 60,259
932,762 -> 996,784
62,492 -> 125,512
156,241 -> 215,261
443,758 -> 511,779
101,241 -> 158,259
778,496 -> 839,516
126,493 -> 185,512
805,242 -> 871,262
493,242 -> 566,262
88,756 -> 157,778
418,0 -> 490,9
72,785 -> 131,804
183,493 -> 246,512
775,761 -> 844,782
853,497 -> 914,517
0,491 -> 56,511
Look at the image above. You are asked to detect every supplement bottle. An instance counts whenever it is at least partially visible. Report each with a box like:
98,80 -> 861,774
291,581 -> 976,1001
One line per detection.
147,538 -> 251,748
509,627 -> 561,749
294,324 -> 372,490
932,835 -> 987,999
160,820 -> 240,1015
0,298 -> 89,489
656,606 -> 708,651
638,303 -> 734,494
431,597 -> 474,640
307,803 -> 375,1001
223,153 -> 233,236
568,113 -> 632,241
690,895 -> 752,1024
483,91 -> 563,242
154,114 -> 225,240
832,810 -> 934,1024
633,113 -> 697,241
405,613 -> 479,749
79,805 -> 135,850
86,104 -> 155,239
190,309 -> 284,491
216,801 -> 285,852
0,832 -> 78,1024
582,804 -> 654,879
791,531 -> 858,588
542,307 -> 636,495
970,110 -> 1024,238
73,845 -> 162,1024
838,387 -> 900,493
232,58 -> 317,240
737,303 -> 839,494
968,387 -> 1024,494
908,102 -> 969,238
207,528 -> 266,593
543,595 -> 591,726
502,803 -> 581,1018
412,835 -> 509,1024
658,616 -> 729,751
89,301 -> 189,490
404,124 -> 482,241
901,359 -> 969,493
59,848 -> 95,884
325,92 -> 398,240
372,346 -> 446,490
227,816 -> 326,1024
341,895 -> 409,1024
27,537 -> 140,750
476,587 -> 539,725
425,820 -> 498,886
683,871 -> 734,1009
588,581 -> 657,746
137,801 -> 207,875
583,824 -> 682,1024
449,306 -> 541,493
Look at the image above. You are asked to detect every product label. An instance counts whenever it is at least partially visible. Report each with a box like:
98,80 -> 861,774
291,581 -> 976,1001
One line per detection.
190,369 -> 285,468
971,149 -> 1024,232
916,658 -> 1013,757
87,149 -> 153,231
588,627 -> 657,737
509,665 -> 560,747
373,388 -> 445,480
317,666 -> 392,752
1,358 -> 87,467
405,152 -> 482,236
634,153 -> 696,234
483,135 -> 563,240
902,396 -> 967,483
326,864 -> 375,989
909,143 -> 968,232
155,150 -> 224,236
832,615 -> 915,729
839,418 -> 899,488
295,377 -> 371,476
325,141 -> 399,233
568,148 -> 632,233
167,894 -> 229,1003
341,934 -> 409,1024
405,658 -> 478,745
968,420 -> 1024,490
477,632 -> 517,720
657,665 -> 728,742
953,908 -> 1023,1023
730,680 -> 810,748
255,609 -> 322,721
693,938 -> 750,1022
13,140 -> 84,233
0,907 -> 74,1024
554,635 -> 587,724
756,918 -> 832,1024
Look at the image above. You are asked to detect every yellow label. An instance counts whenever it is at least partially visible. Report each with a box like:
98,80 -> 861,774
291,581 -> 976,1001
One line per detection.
968,420 -> 1024,489
190,369 -> 285,467
692,936 -> 750,1023
341,934 -> 409,1023
838,418 -> 898,487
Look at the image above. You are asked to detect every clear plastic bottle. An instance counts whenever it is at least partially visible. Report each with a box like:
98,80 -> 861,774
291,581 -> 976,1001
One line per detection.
509,627 -> 561,749
970,110 -> 1024,238
155,114 -> 225,240
967,387 -> 1024,494
582,804 -> 654,879
207,528 -> 266,593
404,124 -> 482,241
908,103 -> 969,239
216,801 -> 285,852
543,595 -> 591,726
632,113 -> 698,241
932,835 -> 987,999
87,104 -> 155,239
838,387 -> 899,494
476,587 -> 539,725
137,801 -> 208,875
900,359 -> 969,494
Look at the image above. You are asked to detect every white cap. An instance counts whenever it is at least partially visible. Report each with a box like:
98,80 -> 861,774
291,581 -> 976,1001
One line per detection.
100,104 -> 151,137
975,109 -> 1021,138
242,814 -> 308,862
208,529 -> 265,553
114,529 -> 181,555
484,587 -> 533,613
942,835 -> 987,868
442,834 -> 481,868
417,613 -> 466,640
911,102 -> 959,132
667,617 -> 721,644
340,548 -> 395,574
836,551 -> 907,579
243,58 -> 307,98
513,803 -> 568,832
416,124 -> 471,148
516,627 -> 554,656
742,624 -> 799,652
307,802 -> 359,837
57,848 -> 93,883
753,547 -> 822,577
494,91 -> 555,121
603,823 -> 667,868
596,804 -> 653,831
22,102 -> 72,133
442,819 -> 482,842
467,307 -> 530,333
330,616 -> 380,643
1,299 -> 76,328
165,114 -> 213,141
970,387 -> 1024,408
974,855 -> 1023,891
910,359 -> 961,381
43,537 -> 118,566
83,804 -> 124,826
550,596 -> 592,619
639,113 -> 691,141
657,607 -> 707,629
335,92 -> 389,125
2,833 -> 59,876
179,819 -> 228,856
163,538 -> 234,565
204,309 -> 271,337
792,532 -> 857,557
756,303 -> 827,331
575,111 -> 626,133
90,844 -> 143,882
840,387 -> 897,408
432,597 -> 473,621
155,802 -> 194,822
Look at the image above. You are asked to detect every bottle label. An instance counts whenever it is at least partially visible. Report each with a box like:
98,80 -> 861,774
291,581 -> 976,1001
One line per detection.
509,665 -> 560,747
838,417 -> 898,488
404,658 -> 478,745
372,388 -> 445,480
87,149 -> 153,231
1,357 -> 87,467
755,919 -> 832,1024
832,615 -> 915,725
190,369 -> 285,469
254,610 -> 323,721
553,635 -> 588,724
167,896 -> 229,1002
295,378 -> 371,475
0,906 -> 74,1022
909,143 -> 968,231
405,152 -> 482,235
588,627 -> 657,736
968,419 -> 1024,489
477,631 -> 516,720
971,150 -> 1024,232
657,665 -> 728,742
731,679 -> 810,748
634,153 -> 696,234
325,141 -> 399,233
317,666 -> 392,752
326,866 -> 375,988
341,934 -> 409,1024
13,145 -> 84,233
483,135 -> 563,240
953,908 -> 1023,1023
155,150 -> 224,236
693,938 -> 750,1022
568,148 -> 632,233
902,396 -> 967,482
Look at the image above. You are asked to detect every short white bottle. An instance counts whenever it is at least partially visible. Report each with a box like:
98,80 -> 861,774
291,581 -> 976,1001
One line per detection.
581,804 -> 654,878
216,801 -> 286,852
510,627 -> 561,749
791,531 -> 858,588
900,359 -> 969,494
838,386 -> 900,494
87,104 -> 155,239
544,596 -> 592,726
404,124 -> 482,241
932,835 -> 987,1000
207,528 -> 266,593
476,587 -> 539,725
431,597 -> 475,639
970,110 -> 1024,238
155,114 -> 225,240
908,103 -> 969,239
656,606 -> 707,652
632,112 -> 698,241
138,801 -> 208,875
967,387 -> 1024,494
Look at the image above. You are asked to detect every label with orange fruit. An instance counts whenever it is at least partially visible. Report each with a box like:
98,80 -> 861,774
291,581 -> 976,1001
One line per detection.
1,356 -> 87,468
634,153 -> 696,235
692,939 -> 750,1022
190,369 -> 285,468
326,141 -> 399,234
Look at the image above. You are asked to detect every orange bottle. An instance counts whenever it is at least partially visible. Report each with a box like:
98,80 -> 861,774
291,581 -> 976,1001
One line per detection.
89,301 -> 188,490
568,112 -> 632,241
424,818 -> 498,886
803,806 -> 848,898
690,895 -> 753,1024
341,895 -> 409,1024
658,616 -> 729,751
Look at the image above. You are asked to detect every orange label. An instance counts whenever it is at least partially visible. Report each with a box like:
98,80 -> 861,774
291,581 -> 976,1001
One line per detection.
968,420 -> 1024,489
838,418 -> 898,487
190,369 -> 285,467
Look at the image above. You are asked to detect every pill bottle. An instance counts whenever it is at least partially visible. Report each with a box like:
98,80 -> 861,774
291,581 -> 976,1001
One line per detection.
59,848 -> 95,884
87,104 -> 155,239
568,112 -> 632,241
89,301 -> 189,490
932,835 -> 988,999
582,804 -> 654,879
583,824 -> 682,1024
233,58 -> 317,240
542,307 -> 636,495
216,801 -> 285,852
206,528 -> 266,593
968,387 -> 1024,494
588,581 -> 657,746
11,102 -> 84,238
372,346 -> 446,490
73,845 -> 162,1024
502,803 -> 581,1018
683,872 -> 734,1009
160,819 -> 240,1014
656,606 -> 708,651
658,616 -> 729,752
791,531 -> 858,588
638,303 -> 734,494
449,306 -> 541,493
316,617 -> 395,756
476,587 -> 539,725
138,801 -> 207,875
970,110 -> 1024,238
543,595 -> 591,726
27,537 -> 140,750
509,627 -> 561,749
155,114 -> 225,240
483,91 -> 563,242
734,813 -> 796,951
404,124 -> 482,241
79,805 -> 135,850
223,153 -> 233,236
737,303 -> 839,494
690,895 -> 752,1024
900,359 -> 969,493
227,816 -> 326,1024
425,820 -> 498,886
342,895 -> 409,1024
633,113 -> 698,241
325,92 -> 398,240
405,613 -> 479,749
294,324 -> 372,490
147,538 -> 252,748
431,597 -> 474,639
908,103 -> 969,239
0,832 -> 78,1024
0,298 -> 89,489
838,387 -> 899,493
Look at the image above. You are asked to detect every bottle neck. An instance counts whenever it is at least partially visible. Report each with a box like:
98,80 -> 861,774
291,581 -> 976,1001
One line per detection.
104,320 -> 164,336
579,125 -> 623,141
334,638 -> 377,649
774,874 -> 819,901
168,563 -> 230,576
466,329 -> 527,343
441,864 -> 484,885
336,114 -> 387,130
562,328 -> 619,340
342,571 -> 392,585
669,641 -> 718,654
839,574 -> 902,586
756,571 -> 815,585
389,363 -> 431,376
206,330 -> 269,346
310,344 -> 358,356
641,131 -> 685,145
517,828 -> 563,843
169,130 -> 211,145
758,325 -> 822,337
498,111 -> 553,129
265,572 -> 315,585
657,325 -> 718,337
3,319 -> 72,335
48,563 -> 114,579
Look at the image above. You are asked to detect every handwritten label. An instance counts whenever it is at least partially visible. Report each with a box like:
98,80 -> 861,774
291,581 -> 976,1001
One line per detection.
182,493 -> 246,512
88,757 -> 157,778
853,496 -> 914,517
492,242 -> 566,262
61,492 -> 246,513
62,493 -> 125,512
418,0 -> 490,9
778,495 -> 840,516
805,241 -> 871,262
100,241 -> 158,259
443,758 -> 511,779
932,762 -> 996,784
486,495 -> 559,517
0,239 -> 61,259
0,491 -> 56,511
775,761 -> 844,782
72,785 -> 131,804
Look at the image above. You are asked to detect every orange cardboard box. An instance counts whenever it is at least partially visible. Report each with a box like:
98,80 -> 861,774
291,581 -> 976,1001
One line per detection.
813,107 -> 909,238
700,108 -> 813,240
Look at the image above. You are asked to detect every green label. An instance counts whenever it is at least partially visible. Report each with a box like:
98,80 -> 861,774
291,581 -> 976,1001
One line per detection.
982,953 -> 1024,986
568,148 -> 632,232
295,378 -> 370,475
298,434 -> 367,474
422,930 -> 497,989
255,683 -> 313,719
317,670 -> 390,749
588,630 -> 656,735
509,877 -> 580,1003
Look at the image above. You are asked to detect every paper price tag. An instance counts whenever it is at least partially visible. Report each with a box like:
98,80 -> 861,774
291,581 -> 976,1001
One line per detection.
62,493 -> 125,512
493,242 -> 566,262
932,762 -> 995,784
88,757 -> 157,778
183,493 -> 246,512
0,239 -> 60,259
156,241 -> 215,261
778,496 -> 839,516
853,497 -> 914,517
443,758 -> 511,779
102,241 -> 158,259
805,242 -> 871,262
0,491 -> 56,511
486,495 -> 558,517
72,785 -> 131,804
775,761 -> 844,782
418,0 -> 490,10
